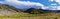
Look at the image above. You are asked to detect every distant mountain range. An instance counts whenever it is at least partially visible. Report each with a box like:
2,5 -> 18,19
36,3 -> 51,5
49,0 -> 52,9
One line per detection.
24,8 -> 60,14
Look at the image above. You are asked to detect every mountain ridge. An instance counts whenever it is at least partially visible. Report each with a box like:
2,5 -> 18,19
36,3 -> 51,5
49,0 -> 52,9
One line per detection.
0,3 -> 22,16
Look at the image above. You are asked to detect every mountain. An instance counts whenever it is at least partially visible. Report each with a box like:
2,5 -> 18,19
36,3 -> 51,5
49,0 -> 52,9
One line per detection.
24,8 -> 60,14
0,3 -> 22,15
24,8 -> 51,14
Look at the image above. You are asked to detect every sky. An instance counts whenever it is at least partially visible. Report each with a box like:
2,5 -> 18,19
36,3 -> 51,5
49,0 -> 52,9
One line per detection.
0,0 -> 60,10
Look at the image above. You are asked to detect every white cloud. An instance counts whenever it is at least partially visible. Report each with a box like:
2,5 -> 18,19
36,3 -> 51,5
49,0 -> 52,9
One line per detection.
46,6 -> 60,10
55,0 -> 60,4
0,0 -> 60,10
4,0 -> 45,9
48,0 -> 60,4
48,0 -> 54,2
57,6 -> 60,10
4,0 -> 44,6
50,3 -> 57,6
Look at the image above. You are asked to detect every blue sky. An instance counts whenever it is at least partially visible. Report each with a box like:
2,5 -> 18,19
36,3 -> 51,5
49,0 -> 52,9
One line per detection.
0,0 -> 60,10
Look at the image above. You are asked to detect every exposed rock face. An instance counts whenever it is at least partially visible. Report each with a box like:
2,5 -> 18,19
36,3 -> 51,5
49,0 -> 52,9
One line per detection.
0,3 -> 21,16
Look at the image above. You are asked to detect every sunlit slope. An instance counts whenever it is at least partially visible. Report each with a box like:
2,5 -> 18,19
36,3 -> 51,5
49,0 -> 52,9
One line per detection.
0,3 -> 21,16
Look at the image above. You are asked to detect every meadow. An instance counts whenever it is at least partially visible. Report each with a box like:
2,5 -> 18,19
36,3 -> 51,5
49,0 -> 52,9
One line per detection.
0,12 -> 59,19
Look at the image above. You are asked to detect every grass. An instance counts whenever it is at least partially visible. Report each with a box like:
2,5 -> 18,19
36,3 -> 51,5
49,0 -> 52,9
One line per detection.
0,13 -> 38,18
0,12 -> 59,19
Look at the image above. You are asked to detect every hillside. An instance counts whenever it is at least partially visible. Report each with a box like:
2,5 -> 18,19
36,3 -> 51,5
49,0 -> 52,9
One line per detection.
0,3 -> 22,16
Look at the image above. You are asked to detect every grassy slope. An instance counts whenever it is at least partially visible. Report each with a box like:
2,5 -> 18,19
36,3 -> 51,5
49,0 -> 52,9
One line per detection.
0,12 -> 59,19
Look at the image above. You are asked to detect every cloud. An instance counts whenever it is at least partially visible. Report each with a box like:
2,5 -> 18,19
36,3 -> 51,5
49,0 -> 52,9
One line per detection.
3,0 -> 44,9
57,6 -> 60,10
0,0 -> 60,10
45,6 -> 60,10
48,0 -> 60,4
4,0 -> 44,7
48,0 -> 54,2
55,0 -> 60,4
